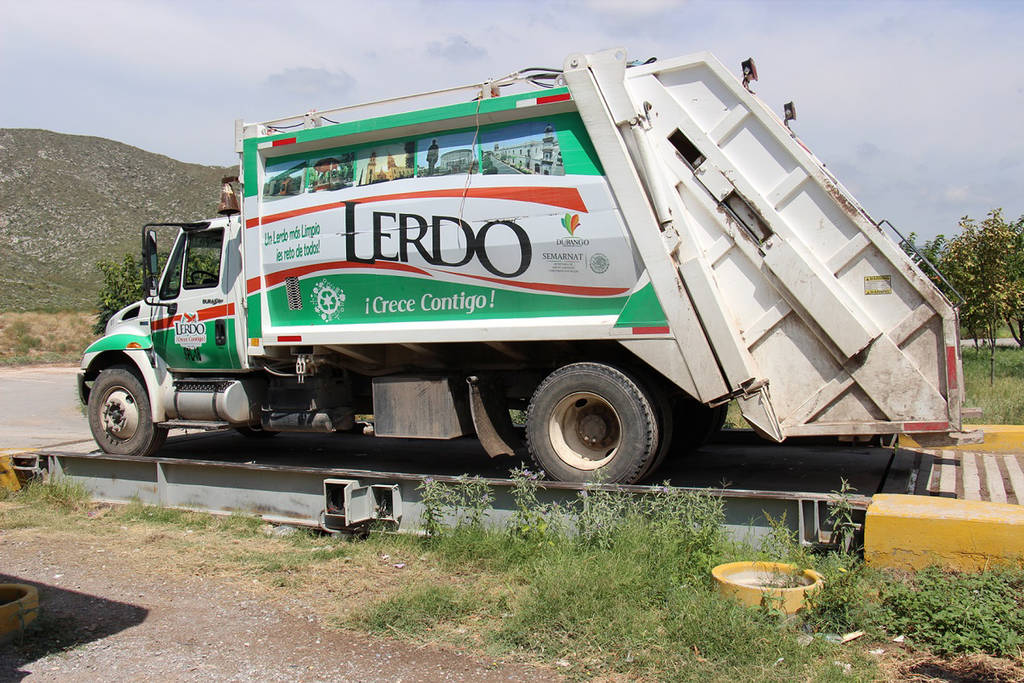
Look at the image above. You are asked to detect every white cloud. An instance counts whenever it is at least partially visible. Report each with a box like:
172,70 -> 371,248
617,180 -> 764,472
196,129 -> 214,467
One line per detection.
264,68 -> 355,99
581,0 -> 688,14
944,186 -> 971,203
426,36 -> 487,61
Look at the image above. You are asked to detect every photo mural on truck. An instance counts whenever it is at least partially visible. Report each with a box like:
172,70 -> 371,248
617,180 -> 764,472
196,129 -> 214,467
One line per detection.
246,114 -> 667,332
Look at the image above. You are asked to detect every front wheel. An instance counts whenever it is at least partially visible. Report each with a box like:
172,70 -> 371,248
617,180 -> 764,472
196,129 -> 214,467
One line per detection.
87,367 -> 167,457
526,363 -> 659,484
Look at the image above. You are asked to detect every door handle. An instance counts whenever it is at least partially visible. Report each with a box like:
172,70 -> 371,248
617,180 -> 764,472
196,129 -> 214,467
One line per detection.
215,319 -> 226,345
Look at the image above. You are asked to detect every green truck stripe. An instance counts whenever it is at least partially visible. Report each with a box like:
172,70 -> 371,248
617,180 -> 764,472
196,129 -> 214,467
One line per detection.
85,333 -> 153,354
265,272 -> 629,326
613,282 -> 669,328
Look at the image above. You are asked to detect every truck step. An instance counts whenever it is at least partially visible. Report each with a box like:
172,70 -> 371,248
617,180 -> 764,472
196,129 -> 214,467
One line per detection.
160,420 -> 231,431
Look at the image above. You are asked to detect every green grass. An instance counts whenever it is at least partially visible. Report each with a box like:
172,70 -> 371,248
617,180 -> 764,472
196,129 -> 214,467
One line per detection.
13,478 -> 91,512
962,346 -> 1024,424
723,400 -> 748,429
362,584 -> 480,635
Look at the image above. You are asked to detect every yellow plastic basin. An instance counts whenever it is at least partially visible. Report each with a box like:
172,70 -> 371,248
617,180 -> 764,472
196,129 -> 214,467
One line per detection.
712,561 -> 823,614
0,455 -> 21,492
0,584 -> 39,642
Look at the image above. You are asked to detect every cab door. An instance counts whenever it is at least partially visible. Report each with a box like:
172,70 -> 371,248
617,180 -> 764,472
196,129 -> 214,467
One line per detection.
152,226 -> 243,371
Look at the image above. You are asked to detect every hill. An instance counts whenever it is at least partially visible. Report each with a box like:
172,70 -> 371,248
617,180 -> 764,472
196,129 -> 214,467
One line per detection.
0,129 -> 232,311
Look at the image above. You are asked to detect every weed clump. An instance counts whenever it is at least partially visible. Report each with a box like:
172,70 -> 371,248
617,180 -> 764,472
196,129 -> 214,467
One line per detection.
876,566 -> 1024,656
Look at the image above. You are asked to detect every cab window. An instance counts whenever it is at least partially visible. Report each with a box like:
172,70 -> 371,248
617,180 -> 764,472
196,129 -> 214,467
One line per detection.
158,234 -> 185,299
183,229 -> 224,290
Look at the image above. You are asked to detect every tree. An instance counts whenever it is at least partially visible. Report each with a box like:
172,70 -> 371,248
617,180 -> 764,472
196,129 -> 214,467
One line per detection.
942,209 -> 1019,384
902,231 -> 953,300
1004,215 -> 1024,347
94,253 -> 144,334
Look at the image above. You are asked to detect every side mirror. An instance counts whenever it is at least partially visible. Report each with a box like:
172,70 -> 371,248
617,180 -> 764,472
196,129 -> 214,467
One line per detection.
142,228 -> 159,300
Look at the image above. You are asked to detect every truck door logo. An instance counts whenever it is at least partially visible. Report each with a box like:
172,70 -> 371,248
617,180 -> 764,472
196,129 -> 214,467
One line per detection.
312,280 -> 345,321
173,313 -> 207,349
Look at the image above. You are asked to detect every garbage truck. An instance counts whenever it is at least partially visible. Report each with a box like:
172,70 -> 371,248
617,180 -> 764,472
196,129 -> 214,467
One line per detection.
79,48 -> 968,483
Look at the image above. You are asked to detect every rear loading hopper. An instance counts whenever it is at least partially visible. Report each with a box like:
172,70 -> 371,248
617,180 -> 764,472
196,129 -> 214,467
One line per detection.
563,49 -> 964,443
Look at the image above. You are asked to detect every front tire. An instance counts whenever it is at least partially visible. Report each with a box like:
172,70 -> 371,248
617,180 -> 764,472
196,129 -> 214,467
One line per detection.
526,363 -> 658,484
87,367 -> 167,457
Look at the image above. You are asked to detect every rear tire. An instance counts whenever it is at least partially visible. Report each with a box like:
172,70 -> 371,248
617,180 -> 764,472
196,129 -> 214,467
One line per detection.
636,378 -> 675,481
87,367 -> 167,457
672,396 -> 727,453
526,363 -> 658,484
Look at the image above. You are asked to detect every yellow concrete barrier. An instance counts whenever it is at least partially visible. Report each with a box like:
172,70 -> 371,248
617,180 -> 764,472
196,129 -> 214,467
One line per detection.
900,424 -> 1024,453
865,494 -> 1024,571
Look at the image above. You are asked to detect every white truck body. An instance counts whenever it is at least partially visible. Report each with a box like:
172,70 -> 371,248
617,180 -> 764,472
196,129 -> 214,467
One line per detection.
80,49 -> 965,483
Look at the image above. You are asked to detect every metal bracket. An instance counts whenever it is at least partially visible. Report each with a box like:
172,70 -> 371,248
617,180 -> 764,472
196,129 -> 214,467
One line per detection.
295,353 -> 315,384
322,478 -> 403,532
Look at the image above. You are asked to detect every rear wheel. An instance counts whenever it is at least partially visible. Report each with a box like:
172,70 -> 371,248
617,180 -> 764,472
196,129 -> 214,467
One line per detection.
637,379 -> 675,481
526,363 -> 658,484
87,367 -> 167,457
672,396 -> 727,453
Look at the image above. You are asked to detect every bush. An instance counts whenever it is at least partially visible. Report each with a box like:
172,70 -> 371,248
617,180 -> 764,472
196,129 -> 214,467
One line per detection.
94,253 -> 144,334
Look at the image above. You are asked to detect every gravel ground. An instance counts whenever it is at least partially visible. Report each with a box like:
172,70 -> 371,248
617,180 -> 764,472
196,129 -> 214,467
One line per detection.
0,532 -> 557,682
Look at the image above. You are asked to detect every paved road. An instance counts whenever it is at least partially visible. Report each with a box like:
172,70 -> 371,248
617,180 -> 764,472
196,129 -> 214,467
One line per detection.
481,152 -> 526,175
0,366 -> 92,452
962,337 -> 1020,348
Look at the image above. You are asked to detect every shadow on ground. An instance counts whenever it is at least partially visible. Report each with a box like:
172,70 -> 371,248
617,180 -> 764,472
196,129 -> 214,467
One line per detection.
0,574 -> 147,681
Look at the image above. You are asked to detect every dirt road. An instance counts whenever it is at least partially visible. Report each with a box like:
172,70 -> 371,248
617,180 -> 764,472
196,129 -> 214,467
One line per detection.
0,530 -> 555,682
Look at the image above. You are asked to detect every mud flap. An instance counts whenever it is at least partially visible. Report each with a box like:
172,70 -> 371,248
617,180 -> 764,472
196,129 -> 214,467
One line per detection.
466,376 -> 522,458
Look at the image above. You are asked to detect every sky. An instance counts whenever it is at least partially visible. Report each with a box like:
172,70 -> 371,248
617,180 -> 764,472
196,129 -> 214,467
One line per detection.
2,0 -> 1021,240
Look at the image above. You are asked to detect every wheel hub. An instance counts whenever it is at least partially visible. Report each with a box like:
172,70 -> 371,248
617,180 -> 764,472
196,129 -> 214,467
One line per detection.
578,413 -> 610,446
547,392 -> 621,470
101,388 -> 139,440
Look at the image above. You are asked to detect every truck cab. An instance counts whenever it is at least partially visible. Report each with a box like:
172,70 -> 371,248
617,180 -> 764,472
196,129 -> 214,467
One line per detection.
79,214 -> 252,456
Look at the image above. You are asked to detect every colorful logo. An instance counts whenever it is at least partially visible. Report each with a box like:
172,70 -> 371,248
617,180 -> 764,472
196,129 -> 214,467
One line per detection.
561,213 -> 581,236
